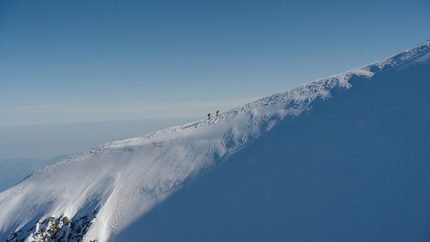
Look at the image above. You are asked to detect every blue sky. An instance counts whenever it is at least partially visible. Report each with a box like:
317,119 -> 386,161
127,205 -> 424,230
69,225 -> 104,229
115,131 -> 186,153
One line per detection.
1,0 -> 429,159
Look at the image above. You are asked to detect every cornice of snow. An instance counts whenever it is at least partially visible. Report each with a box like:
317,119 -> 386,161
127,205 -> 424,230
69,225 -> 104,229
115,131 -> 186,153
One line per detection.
373,39 -> 430,70
0,40 -> 429,242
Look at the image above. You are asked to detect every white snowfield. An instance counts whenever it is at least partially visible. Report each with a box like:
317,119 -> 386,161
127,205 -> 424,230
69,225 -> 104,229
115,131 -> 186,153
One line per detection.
0,40 -> 429,242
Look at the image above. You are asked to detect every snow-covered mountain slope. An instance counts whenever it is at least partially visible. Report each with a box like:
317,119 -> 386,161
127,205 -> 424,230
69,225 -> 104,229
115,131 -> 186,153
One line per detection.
1,40 -> 430,242
0,156 -> 67,193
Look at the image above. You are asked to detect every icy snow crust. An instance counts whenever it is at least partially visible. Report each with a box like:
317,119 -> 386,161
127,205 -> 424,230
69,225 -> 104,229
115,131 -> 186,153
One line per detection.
0,40 -> 429,241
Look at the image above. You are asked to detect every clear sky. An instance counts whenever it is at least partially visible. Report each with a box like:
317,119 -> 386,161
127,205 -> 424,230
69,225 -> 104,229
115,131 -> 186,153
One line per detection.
1,0 -> 429,159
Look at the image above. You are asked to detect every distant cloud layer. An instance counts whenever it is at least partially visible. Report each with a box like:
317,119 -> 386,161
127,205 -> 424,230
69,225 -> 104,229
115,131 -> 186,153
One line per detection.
0,97 -> 258,127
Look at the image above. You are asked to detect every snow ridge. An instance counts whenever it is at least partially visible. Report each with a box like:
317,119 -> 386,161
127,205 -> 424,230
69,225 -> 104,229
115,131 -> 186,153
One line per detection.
374,39 -> 430,69
0,40 -> 429,242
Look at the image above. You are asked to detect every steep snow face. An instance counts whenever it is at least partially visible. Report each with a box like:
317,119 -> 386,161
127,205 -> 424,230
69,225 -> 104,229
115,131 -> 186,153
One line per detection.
0,40 -> 429,242
114,50 -> 430,242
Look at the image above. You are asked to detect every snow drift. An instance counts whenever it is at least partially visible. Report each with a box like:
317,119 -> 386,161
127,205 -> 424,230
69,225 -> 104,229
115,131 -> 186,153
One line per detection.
1,40 -> 430,242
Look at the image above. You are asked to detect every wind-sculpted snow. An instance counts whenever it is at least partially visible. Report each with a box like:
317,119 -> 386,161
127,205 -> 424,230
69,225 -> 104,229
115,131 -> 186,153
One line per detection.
374,40 -> 430,69
0,40 -> 429,241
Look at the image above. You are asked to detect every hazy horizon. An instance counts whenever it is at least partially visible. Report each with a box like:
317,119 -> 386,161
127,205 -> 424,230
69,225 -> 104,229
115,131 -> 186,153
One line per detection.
1,0 -> 429,160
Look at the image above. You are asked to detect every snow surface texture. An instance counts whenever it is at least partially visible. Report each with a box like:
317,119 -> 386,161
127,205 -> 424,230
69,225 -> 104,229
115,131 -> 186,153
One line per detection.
0,156 -> 66,193
0,40 -> 429,242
